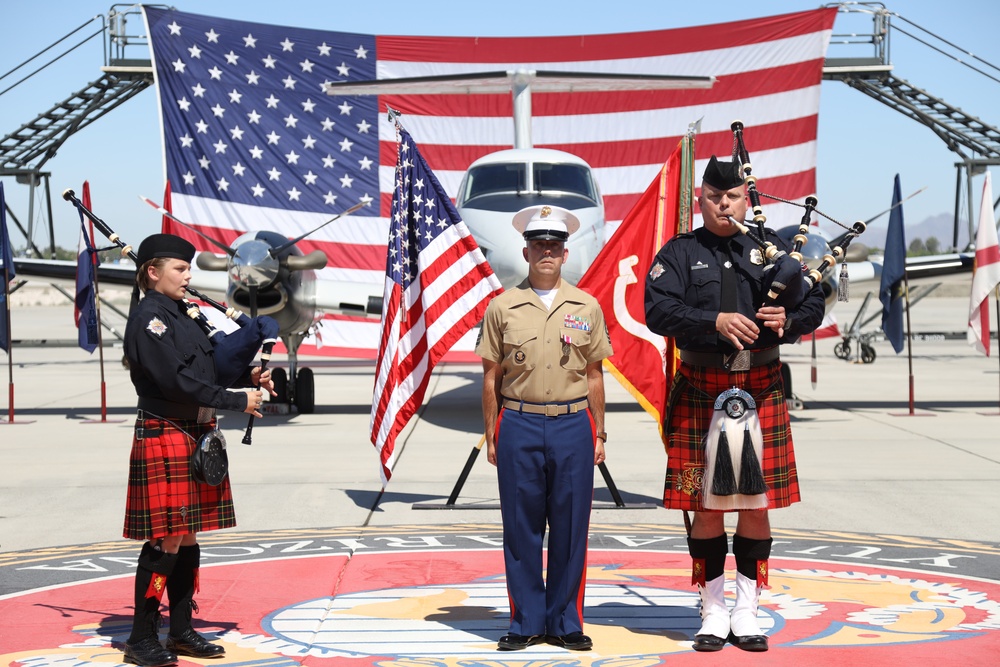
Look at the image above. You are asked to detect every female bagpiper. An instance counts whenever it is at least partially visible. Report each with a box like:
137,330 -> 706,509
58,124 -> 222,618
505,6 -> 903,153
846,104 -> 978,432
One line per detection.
121,233 -> 273,665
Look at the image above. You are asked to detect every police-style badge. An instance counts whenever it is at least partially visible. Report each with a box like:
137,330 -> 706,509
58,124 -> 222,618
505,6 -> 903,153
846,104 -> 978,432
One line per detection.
750,247 -> 764,266
146,317 -> 167,338
649,262 -> 665,281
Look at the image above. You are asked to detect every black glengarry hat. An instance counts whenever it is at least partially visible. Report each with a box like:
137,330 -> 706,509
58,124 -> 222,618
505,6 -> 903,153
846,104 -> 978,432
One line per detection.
702,155 -> 745,190
136,233 -> 196,265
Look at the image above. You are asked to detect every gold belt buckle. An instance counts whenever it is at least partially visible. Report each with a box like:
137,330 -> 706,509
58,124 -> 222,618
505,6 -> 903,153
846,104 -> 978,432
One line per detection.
544,404 -> 560,417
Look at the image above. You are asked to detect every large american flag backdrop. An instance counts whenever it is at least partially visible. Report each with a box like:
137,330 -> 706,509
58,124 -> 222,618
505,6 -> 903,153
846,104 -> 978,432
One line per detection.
143,6 -> 837,356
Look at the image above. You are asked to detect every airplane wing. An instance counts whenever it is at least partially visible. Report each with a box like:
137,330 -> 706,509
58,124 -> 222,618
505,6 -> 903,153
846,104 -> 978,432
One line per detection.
904,251 -> 975,278
12,257 -> 135,287
313,279 -> 383,317
13,257 -> 230,301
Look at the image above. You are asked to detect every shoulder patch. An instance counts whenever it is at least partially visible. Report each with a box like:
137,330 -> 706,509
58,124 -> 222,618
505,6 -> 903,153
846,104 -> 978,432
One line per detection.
649,261 -> 665,281
146,317 -> 168,338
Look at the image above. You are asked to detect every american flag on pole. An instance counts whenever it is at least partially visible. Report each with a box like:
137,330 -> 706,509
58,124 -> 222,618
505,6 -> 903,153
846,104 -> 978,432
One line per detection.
370,125 -> 502,484
143,6 -> 836,355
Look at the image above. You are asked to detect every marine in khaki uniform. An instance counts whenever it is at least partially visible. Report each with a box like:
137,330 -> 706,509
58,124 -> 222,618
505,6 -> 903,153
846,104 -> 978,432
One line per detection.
476,204 -> 613,652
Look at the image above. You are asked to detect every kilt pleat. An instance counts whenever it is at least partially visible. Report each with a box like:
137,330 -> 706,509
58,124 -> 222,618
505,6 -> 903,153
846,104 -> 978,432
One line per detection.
663,360 -> 800,511
124,418 -> 236,541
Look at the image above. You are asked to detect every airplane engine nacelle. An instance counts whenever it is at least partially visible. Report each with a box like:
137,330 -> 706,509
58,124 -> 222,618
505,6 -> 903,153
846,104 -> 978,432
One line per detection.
224,230 -> 318,337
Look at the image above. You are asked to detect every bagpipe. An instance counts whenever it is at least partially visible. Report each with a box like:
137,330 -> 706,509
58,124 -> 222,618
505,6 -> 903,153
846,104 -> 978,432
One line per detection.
62,189 -> 279,444
727,120 -> 867,308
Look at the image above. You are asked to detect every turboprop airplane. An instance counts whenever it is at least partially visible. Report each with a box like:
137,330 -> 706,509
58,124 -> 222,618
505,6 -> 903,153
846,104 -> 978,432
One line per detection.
324,69 -> 715,289
12,196 -> 378,414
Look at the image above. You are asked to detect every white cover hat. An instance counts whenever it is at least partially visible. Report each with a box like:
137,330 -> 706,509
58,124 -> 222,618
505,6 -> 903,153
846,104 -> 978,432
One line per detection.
512,204 -> 580,241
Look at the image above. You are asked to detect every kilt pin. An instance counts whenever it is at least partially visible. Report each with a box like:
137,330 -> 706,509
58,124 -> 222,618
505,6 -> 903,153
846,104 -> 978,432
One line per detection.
495,405 -> 596,637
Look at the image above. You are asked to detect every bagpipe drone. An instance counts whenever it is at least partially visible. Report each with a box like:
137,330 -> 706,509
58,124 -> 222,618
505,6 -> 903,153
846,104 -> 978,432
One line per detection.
728,119 -> 867,310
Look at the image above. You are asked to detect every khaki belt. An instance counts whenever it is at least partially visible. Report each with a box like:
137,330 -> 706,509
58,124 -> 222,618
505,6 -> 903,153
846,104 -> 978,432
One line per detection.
679,347 -> 779,371
502,398 -> 589,416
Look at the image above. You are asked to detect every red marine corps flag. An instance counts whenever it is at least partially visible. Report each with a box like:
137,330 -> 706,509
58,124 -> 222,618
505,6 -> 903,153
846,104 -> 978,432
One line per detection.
577,133 -> 695,436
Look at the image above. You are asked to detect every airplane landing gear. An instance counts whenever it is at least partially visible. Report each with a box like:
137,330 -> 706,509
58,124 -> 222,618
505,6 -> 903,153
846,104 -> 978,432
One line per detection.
271,367 -> 289,404
266,365 -> 315,413
295,367 -> 315,414
834,335 -> 877,364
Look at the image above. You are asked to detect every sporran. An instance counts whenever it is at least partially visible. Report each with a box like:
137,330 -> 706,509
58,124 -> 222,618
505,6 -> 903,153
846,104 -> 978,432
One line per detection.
190,428 -> 229,486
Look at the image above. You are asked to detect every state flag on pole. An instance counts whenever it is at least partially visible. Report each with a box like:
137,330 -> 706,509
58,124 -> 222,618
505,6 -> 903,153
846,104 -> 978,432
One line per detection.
968,172 -> 1000,356
74,182 -> 100,354
0,181 -> 16,353
576,135 -> 694,435
369,126 -> 502,484
879,174 -> 907,354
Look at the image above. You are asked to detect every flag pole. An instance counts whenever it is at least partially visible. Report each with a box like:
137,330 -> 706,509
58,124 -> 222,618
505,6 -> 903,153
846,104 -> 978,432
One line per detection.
3,265 -> 11,423
903,273 -> 915,415
444,434 -> 486,506
995,285 -> 999,413
80,243 -> 124,423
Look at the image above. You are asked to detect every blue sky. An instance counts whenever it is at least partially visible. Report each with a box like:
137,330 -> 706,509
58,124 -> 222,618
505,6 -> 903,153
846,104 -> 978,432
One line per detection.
1,0 -> 997,252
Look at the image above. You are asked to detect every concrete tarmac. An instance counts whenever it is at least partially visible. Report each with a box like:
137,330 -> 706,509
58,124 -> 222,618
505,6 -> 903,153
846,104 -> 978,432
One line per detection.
2,279 -> 1000,663
1,278 -> 998,551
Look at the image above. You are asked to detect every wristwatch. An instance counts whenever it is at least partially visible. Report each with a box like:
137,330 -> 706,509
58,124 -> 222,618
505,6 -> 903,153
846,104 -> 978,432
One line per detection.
596,431 -> 608,442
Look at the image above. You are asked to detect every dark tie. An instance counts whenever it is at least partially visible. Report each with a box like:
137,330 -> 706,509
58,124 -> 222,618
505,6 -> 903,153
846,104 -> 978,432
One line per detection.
718,240 -> 737,348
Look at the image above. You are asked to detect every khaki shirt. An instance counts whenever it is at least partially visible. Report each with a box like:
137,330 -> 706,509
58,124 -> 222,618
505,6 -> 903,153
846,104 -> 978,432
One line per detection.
476,279 -> 613,403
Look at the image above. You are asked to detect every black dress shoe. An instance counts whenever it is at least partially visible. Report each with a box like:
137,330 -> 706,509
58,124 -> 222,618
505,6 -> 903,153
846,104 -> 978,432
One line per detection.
549,631 -> 593,651
729,631 -> 769,652
165,628 -> 225,658
693,633 -> 727,652
122,636 -> 178,667
497,633 -> 544,650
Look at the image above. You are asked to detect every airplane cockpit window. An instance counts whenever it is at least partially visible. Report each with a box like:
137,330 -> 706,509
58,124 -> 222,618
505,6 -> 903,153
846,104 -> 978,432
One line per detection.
463,164 -> 526,200
532,163 -> 598,202
459,161 -> 601,213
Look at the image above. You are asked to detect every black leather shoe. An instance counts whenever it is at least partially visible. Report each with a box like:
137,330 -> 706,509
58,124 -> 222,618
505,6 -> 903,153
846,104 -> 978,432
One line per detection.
729,631 -> 769,652
122,637 -> 178,667
549,631 -> 593,651
165,628 -> 225,658
693,633 -> 727,652
497,633 -> 544,650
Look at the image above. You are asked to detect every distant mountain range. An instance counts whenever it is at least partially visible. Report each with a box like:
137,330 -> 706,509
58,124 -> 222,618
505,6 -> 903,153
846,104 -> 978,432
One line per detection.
859,212 -> 972,253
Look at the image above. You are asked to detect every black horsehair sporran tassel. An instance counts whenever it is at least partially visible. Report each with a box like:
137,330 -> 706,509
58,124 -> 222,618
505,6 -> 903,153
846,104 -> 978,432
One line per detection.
712,427 -> 738,496
738,425 -> 768,495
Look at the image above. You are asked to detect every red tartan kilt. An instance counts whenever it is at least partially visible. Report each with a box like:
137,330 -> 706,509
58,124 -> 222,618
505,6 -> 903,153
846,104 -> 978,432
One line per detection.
663,360 -> 800,511
124,418 -> 236,541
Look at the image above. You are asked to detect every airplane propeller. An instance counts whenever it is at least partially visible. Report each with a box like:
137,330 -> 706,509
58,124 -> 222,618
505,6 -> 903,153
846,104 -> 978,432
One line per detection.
138,196 -> 237,257
268,199 -> 370,258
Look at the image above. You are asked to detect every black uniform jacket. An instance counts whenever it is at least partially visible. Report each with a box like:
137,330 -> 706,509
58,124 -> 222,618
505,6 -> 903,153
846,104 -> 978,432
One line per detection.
643,226 -> 826,352
124,291 -> 249,413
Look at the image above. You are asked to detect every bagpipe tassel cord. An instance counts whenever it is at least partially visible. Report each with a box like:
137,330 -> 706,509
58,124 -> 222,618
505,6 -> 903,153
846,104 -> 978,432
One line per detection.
838,261 -> 850,302
738,424 -> 768,496
711,427 -> 738,496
